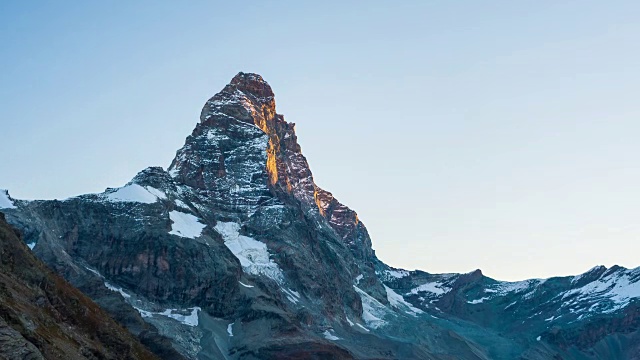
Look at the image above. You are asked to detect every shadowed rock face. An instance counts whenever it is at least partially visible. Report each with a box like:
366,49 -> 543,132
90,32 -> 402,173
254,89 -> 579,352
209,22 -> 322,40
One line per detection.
3,73 -> 640,359
0,213 -> 159,360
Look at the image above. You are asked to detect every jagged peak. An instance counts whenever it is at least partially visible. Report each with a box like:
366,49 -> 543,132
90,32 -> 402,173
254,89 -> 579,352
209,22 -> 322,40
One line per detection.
130,166 -> 174,188
199,72 -> 276,124
229,72 -> 274,99
172,73 -> 370,259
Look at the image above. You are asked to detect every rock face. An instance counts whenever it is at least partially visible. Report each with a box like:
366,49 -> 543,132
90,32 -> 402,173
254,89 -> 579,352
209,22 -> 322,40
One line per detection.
2,73 -> 640,359
0,212 -> 159,360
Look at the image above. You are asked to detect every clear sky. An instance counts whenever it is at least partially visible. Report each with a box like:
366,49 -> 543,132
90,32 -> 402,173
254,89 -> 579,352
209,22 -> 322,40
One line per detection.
2,1 -> 640,281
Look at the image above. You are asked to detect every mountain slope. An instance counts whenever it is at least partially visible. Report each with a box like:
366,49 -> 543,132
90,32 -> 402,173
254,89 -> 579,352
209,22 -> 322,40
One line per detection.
2,73 -> 639,359
0,212 -> 160,360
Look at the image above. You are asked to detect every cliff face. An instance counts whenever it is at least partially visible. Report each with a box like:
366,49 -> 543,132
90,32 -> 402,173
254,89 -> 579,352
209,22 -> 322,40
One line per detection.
169,73 -> 374,262
2,73 -> 640,360
0,212 -> 159,360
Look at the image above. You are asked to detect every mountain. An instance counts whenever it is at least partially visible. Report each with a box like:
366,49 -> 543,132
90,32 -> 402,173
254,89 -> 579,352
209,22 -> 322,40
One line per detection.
0,212 -> 160,360
2,72 -> 640,359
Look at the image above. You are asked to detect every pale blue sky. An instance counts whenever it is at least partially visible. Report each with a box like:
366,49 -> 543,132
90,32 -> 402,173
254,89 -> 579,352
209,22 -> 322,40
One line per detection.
2,1 -> 640,280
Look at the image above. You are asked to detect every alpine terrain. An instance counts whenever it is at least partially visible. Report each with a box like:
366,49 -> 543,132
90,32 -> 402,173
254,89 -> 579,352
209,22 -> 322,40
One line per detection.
2,73 -> 639,359
0,212 -> 161,360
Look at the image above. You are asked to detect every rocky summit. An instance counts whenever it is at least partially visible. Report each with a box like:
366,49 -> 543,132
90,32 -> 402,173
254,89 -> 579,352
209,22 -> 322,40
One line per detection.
2,72 -> 640,359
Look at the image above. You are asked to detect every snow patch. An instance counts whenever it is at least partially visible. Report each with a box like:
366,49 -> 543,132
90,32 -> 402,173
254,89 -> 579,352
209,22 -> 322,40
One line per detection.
145,187 -> 167,200
134,307 -> 153,318
479,279 -> 545,303
355,274 -> 363,284
105,184 -> 165,204
354,286 -> 389,329
215,221 -> 284,283
467,297 -> 490,304
227,322 -> 234,337
283,288 -> 301,304
157,307 -> 201,327
385,285 -> 423,316
84,266 -> 103,278
104,282 -> 131,299
174,199 -> 189,209
386,269 -> 409,279
169,211 -> 205,239
323,330 -> 340,341
492,279 -> 544,295
132,305 -> 200,326
239,281 -> 254,288
27,242 -> 35,250
505,301 -> 518,310
410,281 -> 451,296
346,317 -> 354,326
0,190 -> 16,209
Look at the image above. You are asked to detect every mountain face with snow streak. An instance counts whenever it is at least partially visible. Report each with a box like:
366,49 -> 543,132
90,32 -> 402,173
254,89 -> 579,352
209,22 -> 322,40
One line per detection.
3,73 -> 640,360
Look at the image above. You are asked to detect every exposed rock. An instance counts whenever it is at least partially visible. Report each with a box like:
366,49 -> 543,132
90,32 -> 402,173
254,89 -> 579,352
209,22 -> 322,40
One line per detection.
0,212 -> 159,360
3,73 -> 640,359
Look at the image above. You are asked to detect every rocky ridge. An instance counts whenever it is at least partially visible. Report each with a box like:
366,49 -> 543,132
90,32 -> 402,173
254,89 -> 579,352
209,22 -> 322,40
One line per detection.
2,73 -> 640,359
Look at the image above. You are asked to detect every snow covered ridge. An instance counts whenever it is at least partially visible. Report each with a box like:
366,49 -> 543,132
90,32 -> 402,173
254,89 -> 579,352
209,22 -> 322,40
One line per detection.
0,189 -> 17,209
386,269 -> 409,279
103,183 -> 167,204
460,266 -> 640,318
481,278 -> 546,301
168,211 -> 205,239
214,221 -> 284,283
571,265 -> 607,284
376,268 -> 410,281
409,279 -> 452,296
383,265 -> 640,321
560,266 -> 640,315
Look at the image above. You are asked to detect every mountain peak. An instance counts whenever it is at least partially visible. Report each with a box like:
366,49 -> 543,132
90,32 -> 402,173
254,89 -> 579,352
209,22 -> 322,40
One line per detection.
228,72 -> 273,99
7,72 -> 640,360
171,74 -> 371,257
199,72 -> 275,124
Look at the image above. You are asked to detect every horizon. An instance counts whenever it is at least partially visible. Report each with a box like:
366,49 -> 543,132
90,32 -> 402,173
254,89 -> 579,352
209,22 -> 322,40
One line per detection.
2,1 -> 640,281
